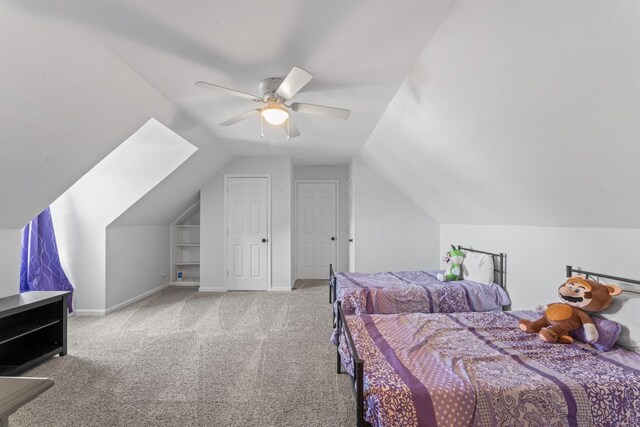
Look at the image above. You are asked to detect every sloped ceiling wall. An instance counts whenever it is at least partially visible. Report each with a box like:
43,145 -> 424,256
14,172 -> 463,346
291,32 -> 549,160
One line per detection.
0,0 -> 233,229
110,110 -> 232,226
360,0 -> 640,228
0,0 -> 165,227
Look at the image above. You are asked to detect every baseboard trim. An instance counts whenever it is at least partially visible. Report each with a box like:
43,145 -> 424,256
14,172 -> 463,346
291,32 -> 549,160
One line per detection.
170,281 -> 200,287
199,287 -> 226,292
270,286 -> 291,292
103,282 -> 172,315
74,309 -> 106,316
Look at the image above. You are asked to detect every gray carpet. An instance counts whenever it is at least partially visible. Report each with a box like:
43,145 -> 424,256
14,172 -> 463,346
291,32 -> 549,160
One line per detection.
12,280 -> 355,426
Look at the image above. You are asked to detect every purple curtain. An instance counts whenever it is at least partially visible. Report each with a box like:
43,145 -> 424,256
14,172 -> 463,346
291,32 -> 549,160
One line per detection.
20,207 -> 74,312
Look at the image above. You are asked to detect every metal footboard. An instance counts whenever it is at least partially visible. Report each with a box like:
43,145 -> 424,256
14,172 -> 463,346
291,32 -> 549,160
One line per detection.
336,302 -> 367,427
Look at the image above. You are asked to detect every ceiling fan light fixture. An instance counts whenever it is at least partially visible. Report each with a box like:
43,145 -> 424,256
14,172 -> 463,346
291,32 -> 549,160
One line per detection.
261,103 -> 289,126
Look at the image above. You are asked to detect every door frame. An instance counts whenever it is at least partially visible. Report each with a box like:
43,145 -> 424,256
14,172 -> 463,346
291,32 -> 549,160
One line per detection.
294,180 -> 339,281
224,174 -> 272,291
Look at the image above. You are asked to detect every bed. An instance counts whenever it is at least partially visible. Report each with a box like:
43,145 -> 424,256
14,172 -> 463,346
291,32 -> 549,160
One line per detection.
330,247 -> 511,321
336,266 -> 640,427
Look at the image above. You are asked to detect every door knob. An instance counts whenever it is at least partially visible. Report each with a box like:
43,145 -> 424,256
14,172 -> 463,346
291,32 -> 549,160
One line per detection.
262,238 -> 268,243
331,237 -> 336,241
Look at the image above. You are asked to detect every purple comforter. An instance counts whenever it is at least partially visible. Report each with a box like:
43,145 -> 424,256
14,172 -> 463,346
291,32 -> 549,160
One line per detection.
338,310 -> 640,427
336,270 -> 510,315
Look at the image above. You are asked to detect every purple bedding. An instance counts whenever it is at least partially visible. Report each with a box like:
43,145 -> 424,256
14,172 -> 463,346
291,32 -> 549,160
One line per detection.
336,270 -> 510,315
338,310 -> 640,427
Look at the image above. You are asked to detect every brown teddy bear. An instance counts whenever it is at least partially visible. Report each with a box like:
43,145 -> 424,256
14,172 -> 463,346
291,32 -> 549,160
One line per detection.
519,276 -> 622,344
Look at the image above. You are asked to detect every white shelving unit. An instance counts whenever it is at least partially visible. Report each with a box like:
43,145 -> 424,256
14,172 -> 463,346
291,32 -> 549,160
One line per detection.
170,202 -> 200,286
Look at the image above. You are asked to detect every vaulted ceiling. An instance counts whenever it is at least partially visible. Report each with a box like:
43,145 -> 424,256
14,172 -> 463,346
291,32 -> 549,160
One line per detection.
47,0 -> 456,163
1,0 -> 455,228
2,0 -> 638,229
362,0 -> 640,228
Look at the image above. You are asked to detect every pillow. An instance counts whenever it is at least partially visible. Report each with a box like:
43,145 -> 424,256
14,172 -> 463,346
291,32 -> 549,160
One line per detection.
594,289 -> 640,353
462,252 -> 494,285
569,316 -> 622,352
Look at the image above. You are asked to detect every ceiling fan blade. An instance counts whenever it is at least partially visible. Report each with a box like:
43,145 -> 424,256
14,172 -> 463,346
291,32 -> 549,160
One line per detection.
276,67 -> 313,100
290,102 -> 351,120
285,117 -> 301,139
220,109 -> 261,126
195,81 -> 263,102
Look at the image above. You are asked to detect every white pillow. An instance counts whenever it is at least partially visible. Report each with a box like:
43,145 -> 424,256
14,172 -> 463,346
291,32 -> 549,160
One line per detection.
595,288 -> 640,353
462,252 -> 494,285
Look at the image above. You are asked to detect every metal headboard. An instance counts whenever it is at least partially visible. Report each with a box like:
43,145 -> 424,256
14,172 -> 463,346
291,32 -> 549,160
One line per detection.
330,246 -> 509,306
566,266 -> 640,295
458,246 -> 507,290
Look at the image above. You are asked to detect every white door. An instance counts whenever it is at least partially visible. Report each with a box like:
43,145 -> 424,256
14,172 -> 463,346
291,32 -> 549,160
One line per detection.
296,182 -> 337,279
347,177 -> 355,272
227,177 -> 269,290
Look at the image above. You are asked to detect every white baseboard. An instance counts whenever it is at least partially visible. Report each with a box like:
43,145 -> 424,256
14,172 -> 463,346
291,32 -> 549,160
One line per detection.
74,309 -> 106,316
270,286 -> 291,292
170,281 -> 200,287
102,282 -> 171,315
199,286 -> 226,292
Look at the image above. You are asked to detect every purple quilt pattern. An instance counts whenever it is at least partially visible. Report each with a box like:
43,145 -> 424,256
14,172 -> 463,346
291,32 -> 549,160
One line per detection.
338,311 -> 640,427
336,270 -> 510,316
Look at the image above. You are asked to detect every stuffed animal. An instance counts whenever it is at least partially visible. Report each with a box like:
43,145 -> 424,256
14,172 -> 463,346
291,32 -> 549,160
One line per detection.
437,245 -> 465,282
519,276 -> 622,345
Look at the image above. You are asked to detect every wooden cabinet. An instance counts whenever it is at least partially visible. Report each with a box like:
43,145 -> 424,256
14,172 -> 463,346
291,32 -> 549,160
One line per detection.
0,291 -> 69,376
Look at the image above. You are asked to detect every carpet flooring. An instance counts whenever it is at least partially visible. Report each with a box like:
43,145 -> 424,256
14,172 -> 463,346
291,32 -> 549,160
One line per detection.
12,280 -> 355,426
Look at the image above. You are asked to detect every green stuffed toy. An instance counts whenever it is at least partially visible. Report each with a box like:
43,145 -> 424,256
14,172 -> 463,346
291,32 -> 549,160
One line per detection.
437,245 -> 465,281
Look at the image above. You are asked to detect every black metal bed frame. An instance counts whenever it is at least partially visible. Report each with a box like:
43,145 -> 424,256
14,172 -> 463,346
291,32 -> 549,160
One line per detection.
566,265 -> 640,294
338,265 -> 640,426
335,301 -> 367,427
329,246 -> 508,306
458,246 -> 507,290
329,263 -> 337,305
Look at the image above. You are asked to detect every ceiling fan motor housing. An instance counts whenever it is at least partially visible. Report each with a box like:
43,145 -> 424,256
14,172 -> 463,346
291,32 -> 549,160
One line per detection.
259,77 -> 284,102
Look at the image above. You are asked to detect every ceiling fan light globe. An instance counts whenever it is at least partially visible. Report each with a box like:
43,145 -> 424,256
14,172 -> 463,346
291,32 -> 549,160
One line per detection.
261,104 -> 289,126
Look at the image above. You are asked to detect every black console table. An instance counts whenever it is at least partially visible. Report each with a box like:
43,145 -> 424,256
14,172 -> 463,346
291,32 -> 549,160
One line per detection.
0,291 -> 69,376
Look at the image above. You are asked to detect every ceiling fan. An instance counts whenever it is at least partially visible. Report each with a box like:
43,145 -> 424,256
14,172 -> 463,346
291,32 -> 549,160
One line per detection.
195,67 -> 350,139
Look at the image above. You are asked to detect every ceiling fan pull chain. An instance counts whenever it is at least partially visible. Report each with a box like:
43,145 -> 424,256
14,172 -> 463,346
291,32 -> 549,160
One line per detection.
260,114 -> 264,138
287,119 -> 290,140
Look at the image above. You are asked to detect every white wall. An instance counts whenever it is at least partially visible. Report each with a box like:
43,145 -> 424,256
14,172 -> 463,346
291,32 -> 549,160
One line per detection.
441,224 -> 640,310
51,209 -> 105,311
293,165 -> 349,276
51,119 -> 197,312
105,225 -> 170,310
200,157 -> 293,291
0,229 -> 22,298
350,158 -> 440,273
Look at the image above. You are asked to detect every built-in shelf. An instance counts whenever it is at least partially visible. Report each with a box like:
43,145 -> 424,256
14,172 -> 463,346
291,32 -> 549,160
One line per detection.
171,201 -> 201,286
